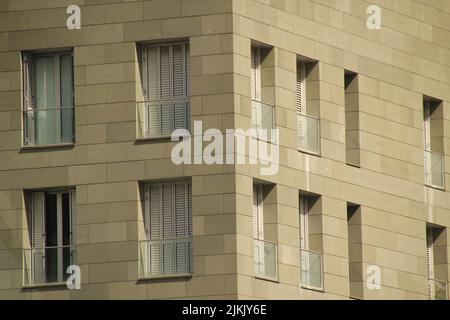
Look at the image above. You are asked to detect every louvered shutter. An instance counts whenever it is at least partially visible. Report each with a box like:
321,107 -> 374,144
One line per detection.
185,44 -> 191,131
426,228 -> 435,299
68,190 -> 76,268
299,196 -> 309,250
251,47 -> 261,101
70,190 -> 76,245
162,183 -> 175,274
23,53 -> 35,145
253,185 -> 264,275
143,47 -> 159,136
173,44 -> 186,130
297,62 -> 306,149
424,101 -> 431,150
253,185 -> 264,240
187,183 -> 193,272
31,192 -> 45,284
147,184 -> 161,275
175,183 -> 188,273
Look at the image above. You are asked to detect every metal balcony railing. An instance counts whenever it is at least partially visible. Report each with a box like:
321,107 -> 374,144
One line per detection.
300,249 -> 323,290
424,150 -> 444,188
251,100 -> 275,141
138,238 -> 193,279
254,238 -> 278,281
428,278 -> 448,300
298,113 -> 320,154
23,106 -> 74,146
137,98 -> 190,138
23,245 -> 76,287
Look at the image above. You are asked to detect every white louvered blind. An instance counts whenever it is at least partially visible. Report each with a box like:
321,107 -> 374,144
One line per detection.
145,181 -> 192,276
70,190 -> 77,246
426,227 -> 435,299
251,47 -> 261,101
253,185 -> 264,240
143,42 -> 190,136
23,53 -> 34,145
297,61 -> 306,148
423,101 -> 431,151
31,192 -> 45,284
299,196 -> 309,250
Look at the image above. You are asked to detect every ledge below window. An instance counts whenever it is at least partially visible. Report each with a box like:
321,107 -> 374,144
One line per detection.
137,274 -> 193,281
20,143 -> 75,152
22,282 -> 69,289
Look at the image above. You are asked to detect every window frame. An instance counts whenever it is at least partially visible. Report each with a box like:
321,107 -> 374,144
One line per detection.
22,50 -> 75,148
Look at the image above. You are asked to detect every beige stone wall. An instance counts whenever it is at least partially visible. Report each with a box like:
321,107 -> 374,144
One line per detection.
0,0 -> 449,299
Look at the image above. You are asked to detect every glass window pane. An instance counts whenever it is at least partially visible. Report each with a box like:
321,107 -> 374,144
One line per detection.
34,56 -> 58,145
60,54 -> 74,143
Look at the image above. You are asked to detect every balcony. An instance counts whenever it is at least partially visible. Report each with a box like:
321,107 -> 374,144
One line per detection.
138,238 -> 193,279
23,245 -> 76,287
254,238 -> 278,281
23,106 -> 74,146
137,98 -> 190,139
428,278 -> 448,300
300,249 -> 323,290
298,113 -> 320,154
424,150 -> 444,189
251,100 -> 275,141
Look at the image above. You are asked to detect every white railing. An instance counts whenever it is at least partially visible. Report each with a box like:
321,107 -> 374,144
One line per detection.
138,238 -> 192,279
23,106 -> 74,146
254,238 -> 278,281
298,113 -> 320,154
300,249 -> 323,290
137,98 -> 190,138
251,100 -> 275,141
428,278 -> 448,300
23,245 -> 76,286
424,150 -> 444,188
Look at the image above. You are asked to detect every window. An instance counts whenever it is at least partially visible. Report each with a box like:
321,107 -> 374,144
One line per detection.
344,71 -> 360,167
139,181 -> 192,278
139,42 -> 190,138
297,59 -> 320,154
253,184 -> 277,280
23,51 -> 74,146
423,97 -> 444,188
299,194 -> 323,290
24,190 -> 76,286
251,45 -> 274,141
426,225 -> 448,300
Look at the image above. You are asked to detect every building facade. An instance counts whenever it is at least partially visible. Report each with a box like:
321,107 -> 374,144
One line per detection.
0,0 -> 450,299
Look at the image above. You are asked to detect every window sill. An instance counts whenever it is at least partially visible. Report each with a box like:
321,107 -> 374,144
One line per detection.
301,285 -> 324,293
23,282 -> 68,289
21,143 -> 75,152
135,136 -> 173,144
255,276 -> 279,283
137,273 -> 192,281
425,184 -> 445,191
298,149 -> 321,157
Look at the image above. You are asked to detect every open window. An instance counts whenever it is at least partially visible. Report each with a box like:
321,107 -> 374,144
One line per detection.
297,58 -> 320,154
251,43 -> 275,141
253,183 -> 277,281
22,51 -> 74,146
299,193 -> 323,290
423,96 -> 445,189
24,189 -> 76,286
426,224 -> 448,300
